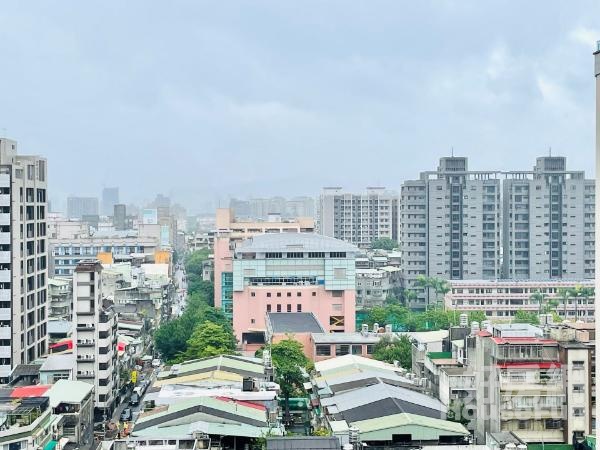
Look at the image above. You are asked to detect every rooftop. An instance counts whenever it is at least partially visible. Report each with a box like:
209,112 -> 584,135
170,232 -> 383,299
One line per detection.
266,437 -> 340,449
234,233 -> 358,254
40,354 -> 75,373
267,313 -> 325,334
47,379 -> 93,407
311,332 -> 381,344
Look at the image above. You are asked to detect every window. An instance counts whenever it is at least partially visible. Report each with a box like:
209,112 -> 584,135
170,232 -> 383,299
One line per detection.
276,304 -> 281,312
366,344 -> 375,355
266,304 -> 271,312
308,252 -> 325,258
573,360 -> 585,370
286,252 -> 303,258
573,384 -> 585,393
250,292 -> 256,297
287,292 -> 291,297
266,293 -> 271,298
518,420 -> 529,430
573,408 -> 585,417
297,304 -> 302,312
335,344 -> 350,356
331,290 -> 343,297
265,252 -> 282,259
286,304 -> 291,312
316,345 -> 331,356
296,292 -> 301,297
276,292 -> 282,297
351,345 -> 362,355
250,319 -> 255,324
330,252 -> 346,258
545,419 -> 562,429
312,292 -> 316,297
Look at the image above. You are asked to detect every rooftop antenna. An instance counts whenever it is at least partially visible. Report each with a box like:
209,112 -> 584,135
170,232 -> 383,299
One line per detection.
451,146 -> 454,157
549,146 -> 552,157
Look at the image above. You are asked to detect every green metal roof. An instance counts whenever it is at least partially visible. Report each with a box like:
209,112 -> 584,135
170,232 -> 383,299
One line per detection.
132,422 -> 283,439
352,413 -> 469,441
160,355 -> 264,378
528,445 -> 573,450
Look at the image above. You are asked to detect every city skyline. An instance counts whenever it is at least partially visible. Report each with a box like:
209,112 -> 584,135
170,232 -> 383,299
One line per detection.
0,1 -> 598,212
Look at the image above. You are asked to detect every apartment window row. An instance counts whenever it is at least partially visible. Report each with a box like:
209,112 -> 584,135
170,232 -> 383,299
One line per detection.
266,304 -> 302,313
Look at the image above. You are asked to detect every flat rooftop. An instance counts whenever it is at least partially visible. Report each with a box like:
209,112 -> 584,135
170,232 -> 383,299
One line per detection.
267,313 -> 325,334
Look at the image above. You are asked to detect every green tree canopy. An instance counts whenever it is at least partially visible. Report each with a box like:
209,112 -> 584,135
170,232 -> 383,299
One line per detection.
371,238 -> 398,251
372,335 -> 412,369
180,321 -> 237,360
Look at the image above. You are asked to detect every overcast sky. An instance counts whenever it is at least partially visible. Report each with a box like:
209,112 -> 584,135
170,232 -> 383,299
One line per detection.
0,1 -> 598,213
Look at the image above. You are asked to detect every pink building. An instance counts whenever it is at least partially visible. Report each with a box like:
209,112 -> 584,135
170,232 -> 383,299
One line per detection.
230,233 -> 358,343
212,208 -> 314,319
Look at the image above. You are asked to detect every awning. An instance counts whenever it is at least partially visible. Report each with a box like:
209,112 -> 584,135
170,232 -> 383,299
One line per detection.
43,441 -> 57,450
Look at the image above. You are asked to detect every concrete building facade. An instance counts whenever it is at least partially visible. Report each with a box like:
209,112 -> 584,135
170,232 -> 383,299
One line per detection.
400,157 -> 502,309
73,260 -> 118,417
67,197 -> 98,220
0,138 -> 48,383
503,156 -> 595,280
317,187 -> 398,249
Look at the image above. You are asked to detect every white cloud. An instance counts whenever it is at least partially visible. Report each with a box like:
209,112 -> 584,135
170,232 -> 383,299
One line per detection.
569,26 -> 600,49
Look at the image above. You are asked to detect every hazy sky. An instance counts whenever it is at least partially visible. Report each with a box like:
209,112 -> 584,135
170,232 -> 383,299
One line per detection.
0,1 -> 598,213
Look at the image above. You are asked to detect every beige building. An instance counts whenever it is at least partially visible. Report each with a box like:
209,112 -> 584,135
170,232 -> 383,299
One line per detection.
594,39 -> 600,438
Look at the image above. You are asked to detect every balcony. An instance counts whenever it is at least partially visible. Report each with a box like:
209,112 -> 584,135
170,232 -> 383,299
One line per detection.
0,214 -> 9,225
0,308 -> 10,321
0,270 -> 10,283
76,354 -> 95,362
0,195 -> 9,207
0,327 -> 11,339
0,345 -> 10,358
77,370 -> 95,379
0,252 -> 10,264
76,339 -> 95,347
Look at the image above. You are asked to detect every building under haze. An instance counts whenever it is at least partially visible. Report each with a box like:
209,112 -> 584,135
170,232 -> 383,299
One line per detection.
229,196 -> 315,220
101,187 -> 119,216
67,196 -> 99,219
400,157 -> 502,309
503,156 -> 595,280
0,139 -> 48,382
317,187 -> 398,249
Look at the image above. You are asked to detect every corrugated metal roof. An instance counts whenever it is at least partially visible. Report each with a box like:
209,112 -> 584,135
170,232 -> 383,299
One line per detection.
352,412 -> 469,435
266,437 -> 340,449
267,313 -> 324,333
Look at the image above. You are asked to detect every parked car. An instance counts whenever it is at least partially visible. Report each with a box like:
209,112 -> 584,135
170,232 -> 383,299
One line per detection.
129,393 -> 140,407
152,359 -> 161,368
120,408 -> 132,422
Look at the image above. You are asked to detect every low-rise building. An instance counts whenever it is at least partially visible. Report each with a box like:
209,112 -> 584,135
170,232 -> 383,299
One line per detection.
47,379 -> 94,446
39,354 -> 75,384
445,279 -> 595,320
48,277 -> 72,319
355,266 -> 402,308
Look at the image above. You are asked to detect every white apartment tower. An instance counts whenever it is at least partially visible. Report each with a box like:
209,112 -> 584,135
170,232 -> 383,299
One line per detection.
0,139 -> 48,383
73,260 -> 118,416
400,157 -> 501,309
318,187 -> 398,249
503,156 -> 595,280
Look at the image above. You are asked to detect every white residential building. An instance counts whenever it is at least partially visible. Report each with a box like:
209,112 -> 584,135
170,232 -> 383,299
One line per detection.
73,260 -> 118,416
0,138 -> 48,383
317,187 -> 398,249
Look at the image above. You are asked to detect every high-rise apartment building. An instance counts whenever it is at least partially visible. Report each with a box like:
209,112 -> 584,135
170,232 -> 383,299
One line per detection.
73,260 -> 118,417
317,187 -> 398,249
67,197 -> 99,219
0,139 -> 48,383
400,157 -> 501,309
101,187 -> 119,216
503,157 -> 595,279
